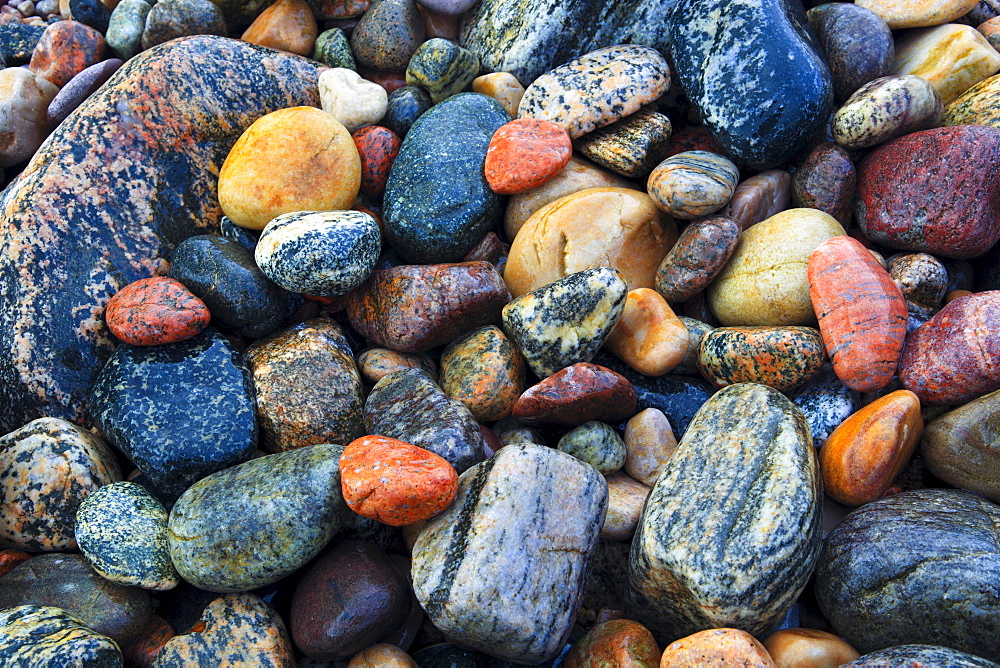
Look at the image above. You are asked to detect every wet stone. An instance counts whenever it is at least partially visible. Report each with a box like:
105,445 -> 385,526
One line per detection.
485,118 -> 573,195
105,277 -> 210,347
382,85 -> 431,138
46,58 -> 124,127
0,68 -> 58,170
350,0 -> 424,72
655,216 -> 741,303
319,67 -> 388,132
440,325 -> 526,422
647,150 -> 740,220
28,19 -> 106,89
357,347 -> 436,385
922,389 -> 1000,503
512,362 -> 637,425
789,366 -> 861,448
573,108 -> 674,179
313,27 -> 355,69
353,125 -> 401,200
807,2 -> 895,103
888,252 -> 948,311
832,75 -> 942,150
240,0 -> 317,57
716,169 -> 792,231
673,317 -> 715,376
472,71 -> 525,117
944,71 -> 1000,128
602,471 -> 650,540
0,605 -> 123,667
624,407 -> 677,486
557,421 -> 627,474
894,23 -> 1000,105
604,288 -> 689,377
791,143 -> 857,226
405,37 -> 479,104
141,0 -> 227,51
697,326 -> 827,391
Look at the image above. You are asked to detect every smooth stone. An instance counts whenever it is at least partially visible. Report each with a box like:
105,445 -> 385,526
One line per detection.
349,643 -> 418,667
513,362 -> 637,425
0,67 -> 57,169
518,45 -> 669,140
46,57 -> 123,127
564,619 -> 658,666
90,328 -> 257,500
412,443 -> 607,665
944,71 -> 1000,126
922,389 -> 1000,502
167,235 -> 286,339
152,593 -> 293,666
416,0 -> 472,14
573,108 -> 674,179
502,267 -> 627,379
364,368 -> 484,473
763,628 -> 859,668
669,0 -> 833,168
601,472 -> 650,540
439,325 -> 526,422
347,261 -> 510,353
888,252 -> 949,310
557,421 -> 626,475
485,118 -> 572,195
28,19 -> 106,88
628,383 -> 821,642
353,125 -> 401,200
106,0 -> 150,60
142,0 -> 226,50
357,347 -> 436,385
219,106 -> 359,231
167,443 -> 347,592
70,0 -> 111,32
716,169 -> 792,231
791,143 -> 857,225
807,3 -> 895,102
405,37 -> 479,104
319,67 -> 387,132
350,0 -> 424,72
894,23 -> 1000,104
0,606 -> 123,666
697,326 -> 827,391
471,71 -> 524,118
672,317 -> 714,376
664,125 -> 725,157
382,84 -> 431,138
340,435 -> 458,526
820,389 -> 923,506
708,209 -> 846,326
856,0 -> 978,28
75,481 -> 178,590
842,645 -> 1000,667
899,291 -> 1000,404
623,408 -> 676,487
789,365 -> 861,448
856,126 -> 1000,258
383,93 -> 509,264
105,277 -> 210,346
0,22 -> 45,63
0,552 -> 152,644
816,489 -> 1000,660
503,156 -> 636,241
245,319 -> 363,452
313,27 -> 355,69
808,235 -> 908,392
647,151 -> 739,220
981,16 -> 1000,51
504,187 -> 677,298
240,0 -> 316,56
660,628 -> 775,667
655,216 -> 741,303
604,288 -> 688,377
0,417 -> 120,552
832,75 -> 942,149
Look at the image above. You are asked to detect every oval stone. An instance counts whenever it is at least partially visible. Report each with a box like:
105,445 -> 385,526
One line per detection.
697,326 -> 827,391
624,407 -> 677,486
240,0 -> 317,56
806,2 -> 894,103
472,71 -> 525,117
647,151 -> 740,220
484,118 -> 572,195
832,75 -> 942,149
660,628 -> 775,667
105,277 -> 210,346
557,421 -> 627,474
856,0 -> 977,28
602,471 -> 650,540
439,325 -> 526,422
564,619 -> 659,667
405,37 -> 480,104
791,143 -> 857,226
353,125 -> 401,200
357,347 -> 436,385
0,606 -> 122,667
843,645 -> 1000,667
604,288 -> 689,377
47,58 -> 124,128
655,216 -> 741,303
28,19 -> 107,89
350,0 -> 424,72
512,362 -> 637,425
888,252 -> 949,311
922,389 -> 1000,502
716,169 -> 792,231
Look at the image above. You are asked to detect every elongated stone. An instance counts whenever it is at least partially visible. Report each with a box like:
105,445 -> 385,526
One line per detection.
628,383 -> 821,642
716,169 -> 792,231
647,151 -> 740,220
791,143 -> 857,226
894,23 -> 1000,104
0,606 -> 122,667
697,326 -> 827,391
573,108 -> 674,179
856,0 -> 978,28
832,75 -> 942,149
412,444 -> 607,665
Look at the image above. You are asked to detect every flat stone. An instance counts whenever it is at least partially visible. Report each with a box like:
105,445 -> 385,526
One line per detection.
512,363 -> 636,425
46,58 -> 123,127
485,118 -> 572,195
573,108 -> 674,179
716,169 -> 792,231
944,71 -> 1000,127
105,277 -> 210,346
0,606 -> 122,666
856,0 -> 978,28
697,326 -> 827,391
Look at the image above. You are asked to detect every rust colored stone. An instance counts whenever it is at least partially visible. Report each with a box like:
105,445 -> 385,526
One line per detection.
241,0 -> 318,56
763,628 -> 859,667
660,628 -> 776,667
104,277 -> 210,346
121,615 -> 176,668
564,618 -> 659,667
655,216 -> 741,303
352,125 -> 401,200
716,169 -> 792,231
512,362 -> 637,425
792,142 -> 857,226
664,125 -> 724,158
29,20 -> 107,88
0,549 -> 30,578
485,118 -> 573,195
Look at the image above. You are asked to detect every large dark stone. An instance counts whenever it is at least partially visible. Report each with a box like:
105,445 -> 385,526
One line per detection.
0,36 -> 322,433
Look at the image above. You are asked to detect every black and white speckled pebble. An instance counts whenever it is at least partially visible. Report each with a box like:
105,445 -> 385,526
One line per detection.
0,605 -> 122,667
789,365 -> 860,448
255,210 -> 381,297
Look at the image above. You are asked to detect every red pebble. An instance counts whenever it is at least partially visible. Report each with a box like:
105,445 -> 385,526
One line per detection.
29,20 -> 108,88
105,277 -> 210,346
0,549 -> 31,578
484,118 -> 572,195
352,125 -> 401,200
340,435 -> 459,526
512,362 -> 637,425
665,125 -> 725,158
357,67 -> 408,94
121,615 -> 176,667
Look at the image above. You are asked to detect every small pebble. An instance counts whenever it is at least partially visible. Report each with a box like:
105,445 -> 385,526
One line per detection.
484,118 -> 572,195
647,150 -> 740,219
105,276 -> 210,346
472,71 -> 524,117
604,288 -> 689,377
574,108 -> 673,179
241,0 -> 316,56
623,407 -> 677,486
404,36 -> 479,103
319,66 -> 388,132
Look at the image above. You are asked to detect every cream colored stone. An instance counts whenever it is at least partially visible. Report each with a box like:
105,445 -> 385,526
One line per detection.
503,156 -> 637,240
0,68 -> 58,169
604,288 -> 688,376
856,0 -> 978,29
601,471 -> 650,540
895,24 -> 1000,104
319,67 -> 389,132
349,643 -> 418,668
707,208 -> 845,326
472,71 -> 524,117
504,187 -> 677,298
624,408 -> 677,486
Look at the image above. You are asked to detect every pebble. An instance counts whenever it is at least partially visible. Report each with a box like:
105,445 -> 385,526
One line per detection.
789,365 -> 861,448
0,67 -> 58,169
142,0 -> 226,50
471,71 -> 524,117
46,57 -> 123,127
655,216 -> 741,303
356,347 -> 436,384
382,84 -> 431,138
219,106 -> 360,231
856,0 -> 979,28
513,362 -> 637,425
716,169 -> 792,231
0,22 -> 45,63
647,150 -> 740,219
922,388 -> 1000,502
603,288 -> 689,377
349,643 -> 418,667
843,645 -> 1000,667
405,37 -> 479,104
832,75 -> 943,149
418,4 -> 458,40
439,325 -> 526,422
340,435 -> 458,526
763,628 -> 859,668
945,71 -> 1000,127
0,417 -> 120,552
484,118 -> 572,195
697,326 -> 827,391
74,480 -> 178,591
105,0 -> 149,59
790,143 -> 857,226
981,17 -> 1000,50
241,0 -> 316,56
894,23 -> 1000,104
28,19 -> 106,88
104,276 -> 210,346
660,628 -> 775,667
349,0 -> 423,72
319,67 -> 387,132
0,606 -> 123,666
353,124 -> 400,200
806,2 -> 895,102
0,549 -> 31,578
573,108 -> 674,179
888,252 -> 949,312
557,421 -> 626,474
601,471 -> 650,540
623,407 -> 677,486
312,26 -> 355,69
564,618 -> 659,666
69,0 -> 111,33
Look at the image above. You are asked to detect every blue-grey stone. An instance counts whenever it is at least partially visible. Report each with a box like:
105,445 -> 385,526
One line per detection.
0,23 -> 45,64
383,85 -> 432,139
70,0 -> 113,33
789,364 -> 860,448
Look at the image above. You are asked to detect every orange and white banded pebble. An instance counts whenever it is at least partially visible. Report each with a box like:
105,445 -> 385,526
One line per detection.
660,628 -> 776,667
763,628 -> 860,668
105,277 -> 210,346
340,435 -> 458,526
485,118 -> 572,195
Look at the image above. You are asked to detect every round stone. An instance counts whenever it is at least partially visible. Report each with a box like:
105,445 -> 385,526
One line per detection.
141,0 -> 226,50
557,421 -> 627,474
319,67 -> 388,132
105,277 -> 210,346
647,150 -> 740,219
484,118 -> 572,195
240,0 -> 317,56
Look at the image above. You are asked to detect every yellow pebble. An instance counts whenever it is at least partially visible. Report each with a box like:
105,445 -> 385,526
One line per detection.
472,72 -> 525,117
895,23 -> 1000,104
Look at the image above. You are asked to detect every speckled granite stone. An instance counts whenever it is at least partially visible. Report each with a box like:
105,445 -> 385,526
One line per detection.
90,327 -> 258,501
350,0 -> 424,72
106,0 -> 151,60
697,326 -> 827,391
167,444 -> 347,593
668,0 -> 833,168
439,326 -> 526,422
312,27 -> 355,69
817,489 -> 1000,660
383,85 -> 432,138
412,444 -> 607,665
363,369 -> 484,473
628,383 -> 821,642
0,23 -> 45,64
501,267 -> 627,379
405,37 -> 480,104
945,72 -> 1000,128
0,417 -> 121,552
518,45 -> 669,140
0,36 -> 322,432
383,93 -> 509,264
75,481 -> 177,591
791,143 -> 857,226
789,366 -> 860,448
832,75 -> 942,149
557,421 -> 627,474
574,108 -> 674,179
0,606 -> 123,667
842,645 -> 1000,667
655,216 -> 741,302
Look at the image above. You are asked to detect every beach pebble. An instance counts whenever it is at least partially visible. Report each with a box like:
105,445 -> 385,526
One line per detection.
791,143 -> 857,225
439,325 -> 525,422
105,277 -> 210,346
472,71 -> 524,117
763,628 -> 859,668
0,67 -> 57,168
0,606 -> 122,666
106,0 -> 150,59
558,421 -> 627,475
789,366 -> 861,448
697,326 -> 827,391
312,27 -> 355,69
46,57 -> 123,127
382,84 -> 431,138
624,408 -> 677,486
349,0 -> 424,72
353,124 -> 400,200
485,118 -> 572,195
832,75 -> 943,149
922,388 -> 1000,502
356,348 -> 436,384
716,169 -> 792,231
405,37 -> 479,103
349,644 -> 418,668
28,19 -> 106,88
655,216 -> 741,303
601,472 -> 650,540
240,0 -> 316,56
573,108 -> 674,179
660,628 -> 775,667
513,362 -> 637,425
604,288 -> 689,377
565,619 -> 659,667
894,23 -> 1000,104
807,2 -> 895,102
141,0 -> 226,50
319,67 -> 388,132
856,0 -> 978,29
647,151 -> 740,220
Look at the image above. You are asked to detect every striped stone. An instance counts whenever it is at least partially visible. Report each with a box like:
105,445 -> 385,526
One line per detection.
647,150 -> 740,219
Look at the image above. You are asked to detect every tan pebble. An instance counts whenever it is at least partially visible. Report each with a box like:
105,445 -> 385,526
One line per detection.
319,67 -> 388,132
716,169 -> 792,231
661,628 -> 776,667
894,23 -> 1000,104
472,71 -> 525,118
945,288 -> 973,303
604,288 -> 688,376
356,348 -> 436,384
492,416 -> 546,446
348,643 -> 418,667
763,628 -> 860,668
601,471 -> 650,540
241,0 -> 318,56
624,408 -> 677,486
0,68 -> 58,169
856,0 -> 978,29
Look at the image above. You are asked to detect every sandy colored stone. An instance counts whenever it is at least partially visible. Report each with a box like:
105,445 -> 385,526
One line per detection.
894,23 -> 1000,104
505,187 -> 677,298
472,71 -> 524,117
832,75 -> 942,149
624,407 -> 677,487
856,0 -> 978,28
356,347 -> 436,384
604,288 -> 688,377
218,106 -> 360,230
660,628 -> 776,667
0,68 -> 58,169
319,67 -> 388,132
241,0 -> 317,55
602,471 -> 650,540
944,71 -> 1000,127
348,643 -> 417,667
763,628 -> 859,668
922,388 -> 1000,503
708,208 -> 845,326
647,150 -> 740,219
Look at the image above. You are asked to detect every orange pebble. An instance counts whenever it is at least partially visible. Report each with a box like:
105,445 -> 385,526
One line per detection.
241,0 -> 318,56
105,277 -> 210,346
340,435 -> 459,526
484,118 -> 572,195
0,549 -> 31,578
945,289 -> 973,303
661,628 -> 776,667
763,628 -> 860,668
